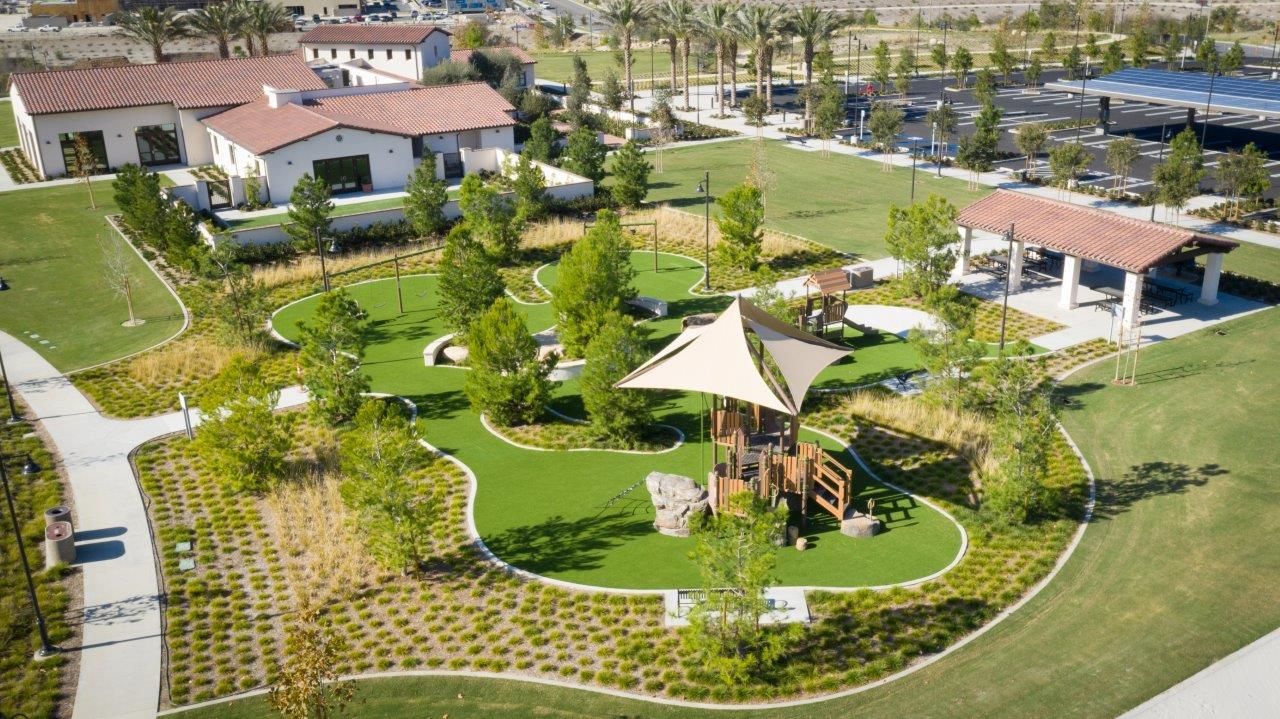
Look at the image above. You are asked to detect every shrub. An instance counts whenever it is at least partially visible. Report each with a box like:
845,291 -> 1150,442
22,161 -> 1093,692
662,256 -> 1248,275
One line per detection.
464,298 -> 555,426
580,311 -> 655,445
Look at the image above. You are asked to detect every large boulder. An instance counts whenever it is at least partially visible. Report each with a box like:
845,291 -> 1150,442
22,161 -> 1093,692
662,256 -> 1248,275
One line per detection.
646,472 -> 708,538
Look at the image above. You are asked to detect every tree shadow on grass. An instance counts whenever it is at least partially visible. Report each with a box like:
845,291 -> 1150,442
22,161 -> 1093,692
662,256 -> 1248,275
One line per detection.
409,387 -> 470,424
482,512 -> 654,575
1094,462 -> 1228,520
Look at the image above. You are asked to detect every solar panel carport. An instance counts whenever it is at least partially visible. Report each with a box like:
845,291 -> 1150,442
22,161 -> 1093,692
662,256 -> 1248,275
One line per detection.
1047,68 -> 1280,126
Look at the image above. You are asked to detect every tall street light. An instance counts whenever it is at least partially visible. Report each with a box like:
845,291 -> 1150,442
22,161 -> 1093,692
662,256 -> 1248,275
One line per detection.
1,452 -> 58,658
696,171 -> 711,290
1151,119 -> 1170,222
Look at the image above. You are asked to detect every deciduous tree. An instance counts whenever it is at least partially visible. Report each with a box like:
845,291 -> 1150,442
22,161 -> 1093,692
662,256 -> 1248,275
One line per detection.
884,194 -> 959,298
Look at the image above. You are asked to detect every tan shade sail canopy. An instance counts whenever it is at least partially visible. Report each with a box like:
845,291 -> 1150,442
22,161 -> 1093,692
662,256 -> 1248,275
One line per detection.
614,297 -> 852,415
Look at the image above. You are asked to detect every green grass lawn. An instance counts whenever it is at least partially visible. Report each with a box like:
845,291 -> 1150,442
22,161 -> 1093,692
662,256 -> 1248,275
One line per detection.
1211,240 -> 1280,285
0,99 -> 17,148
185,305 -> 1280,718
531,50 -> 630,84
0,181 -> 185,371
272,252 -> 961,589
610,139 -> 990,259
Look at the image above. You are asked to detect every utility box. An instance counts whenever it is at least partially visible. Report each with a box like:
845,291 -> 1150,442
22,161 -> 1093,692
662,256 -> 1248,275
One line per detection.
849,266 -> 874,289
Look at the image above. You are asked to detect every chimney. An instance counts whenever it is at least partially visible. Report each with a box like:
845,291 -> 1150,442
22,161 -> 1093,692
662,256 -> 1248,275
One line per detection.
263,85 -> 302,108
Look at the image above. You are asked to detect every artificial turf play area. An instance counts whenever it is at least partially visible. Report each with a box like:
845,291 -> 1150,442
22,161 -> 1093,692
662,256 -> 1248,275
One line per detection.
272,251 -> 964,590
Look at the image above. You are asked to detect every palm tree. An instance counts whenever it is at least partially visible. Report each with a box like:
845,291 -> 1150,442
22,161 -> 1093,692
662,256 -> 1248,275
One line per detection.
601,0 -> 650,114
658,0 -> 681,102
245,1 -> 289,57
189,0 -> 246,59
667,0 -> 696,110
791,4 -> 843,131
116,7 -> 190,63
736,4 -> 787,109
698,2 -> 733,116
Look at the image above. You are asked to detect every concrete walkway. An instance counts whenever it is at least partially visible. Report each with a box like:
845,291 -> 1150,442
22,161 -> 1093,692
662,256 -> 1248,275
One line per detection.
1122,626 -> 1280,718
0,331 -> 306,719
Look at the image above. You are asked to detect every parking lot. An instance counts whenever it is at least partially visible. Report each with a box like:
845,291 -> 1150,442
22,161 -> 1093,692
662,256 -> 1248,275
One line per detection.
801,66 -> 1280,201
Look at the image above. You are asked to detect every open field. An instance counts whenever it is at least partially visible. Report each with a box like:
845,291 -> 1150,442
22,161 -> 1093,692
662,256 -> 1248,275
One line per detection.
177,305 -> 1280,718
0,181 -> 184,370
610,139 -> 990,259
1213,240 -> 1280,285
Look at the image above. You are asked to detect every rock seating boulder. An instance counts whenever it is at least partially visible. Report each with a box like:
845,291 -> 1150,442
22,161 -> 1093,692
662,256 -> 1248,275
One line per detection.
840,511 -> 882,538
646,472 -> 708,538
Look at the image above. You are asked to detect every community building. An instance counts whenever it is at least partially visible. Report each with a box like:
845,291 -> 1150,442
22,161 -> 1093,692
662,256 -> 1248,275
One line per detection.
202,81 -> 516,204
7,55 -> 328,178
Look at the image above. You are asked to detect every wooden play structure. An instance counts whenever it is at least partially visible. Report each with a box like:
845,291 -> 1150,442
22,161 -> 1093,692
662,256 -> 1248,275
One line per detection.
708,399 -> 854,524
798,268 -> 880,340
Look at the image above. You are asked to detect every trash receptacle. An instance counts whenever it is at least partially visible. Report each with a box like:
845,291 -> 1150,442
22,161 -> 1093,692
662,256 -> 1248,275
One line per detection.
45,521 -> 75,569
44,505 -> 72,529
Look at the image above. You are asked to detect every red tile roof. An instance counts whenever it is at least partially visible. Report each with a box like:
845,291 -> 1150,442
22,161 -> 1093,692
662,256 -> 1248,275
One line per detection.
956,190 -> 1237,273
11,55 -> 327,115
299,24 -> 448,45
202,83 -> 516,155
450,45 -> 537,65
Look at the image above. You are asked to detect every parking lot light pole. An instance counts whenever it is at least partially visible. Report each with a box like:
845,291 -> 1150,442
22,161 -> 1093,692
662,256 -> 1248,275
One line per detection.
910,137 -> 920,203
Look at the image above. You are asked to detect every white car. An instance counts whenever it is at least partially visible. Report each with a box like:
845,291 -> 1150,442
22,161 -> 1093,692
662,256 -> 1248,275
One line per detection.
37,25 -> 60,32
5,26 -> 28,32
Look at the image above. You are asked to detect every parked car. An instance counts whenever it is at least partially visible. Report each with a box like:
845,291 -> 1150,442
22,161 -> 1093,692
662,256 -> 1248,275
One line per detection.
5,25 -> 28,31
312,13 -> 321,22
37,25 -> 60,32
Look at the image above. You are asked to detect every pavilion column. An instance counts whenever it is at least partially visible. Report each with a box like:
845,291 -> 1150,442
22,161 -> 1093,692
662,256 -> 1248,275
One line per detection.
1097,96 -> 1111,134
957,225 -> 973,276
1185,107 -> 1197,129
1007,240 -> 1025,292
1200,252 -> 1224,305
1120,270 -> 1142,337
1059,254 -> 1082,309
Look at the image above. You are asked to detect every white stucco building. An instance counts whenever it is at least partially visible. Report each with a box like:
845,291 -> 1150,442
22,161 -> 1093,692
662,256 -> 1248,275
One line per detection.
7,55 -> 328,179
298,24 -> 452,83
202,81 -> 517,204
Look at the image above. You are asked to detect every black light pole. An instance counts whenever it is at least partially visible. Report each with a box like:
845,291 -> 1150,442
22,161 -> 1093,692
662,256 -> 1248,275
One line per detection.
0,342 -> 19,423
1200,61 -> 1217,150
697,171 -> 711,290
998,223 -> 1015,352
1,453 -> 57,658
914,10 -> 922,77
1072,9 -> 1089,144
939,20 -> 948,101
314,227 -> 330,292
910,137 -> 919,202
845,30 -> 851,94
1151,119 -> 1169,222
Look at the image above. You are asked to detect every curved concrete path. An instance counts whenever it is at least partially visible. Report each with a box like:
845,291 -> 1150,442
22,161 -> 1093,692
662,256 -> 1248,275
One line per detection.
0,331 -> 306,719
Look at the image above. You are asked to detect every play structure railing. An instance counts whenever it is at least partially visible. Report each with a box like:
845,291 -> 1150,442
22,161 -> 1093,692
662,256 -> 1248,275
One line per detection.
710,441 -> 853,522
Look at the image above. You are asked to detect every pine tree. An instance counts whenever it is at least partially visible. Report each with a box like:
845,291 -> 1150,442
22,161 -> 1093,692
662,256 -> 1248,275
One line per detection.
610,140 -> 652,208
458,174 -> 522,264
580,311 -> 654,445
285,173 -> 334,252
523,116 -> 558,163
551,209 -> 636,357
438,224 -> 505,341
601,67 -> 626,111
298,288 -> 370,425
562,125 -> 608,183
508,152 -> 548,221
464,298 -> 554,426
403,154 -> 449,238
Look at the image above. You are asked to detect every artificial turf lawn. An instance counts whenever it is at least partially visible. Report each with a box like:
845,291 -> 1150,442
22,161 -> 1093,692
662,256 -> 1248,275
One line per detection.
271,252 -> 961,590
179,305 -> 1280,719
0,100 -> 17,148
607,139 -> 991,259
0,181 -> 185,370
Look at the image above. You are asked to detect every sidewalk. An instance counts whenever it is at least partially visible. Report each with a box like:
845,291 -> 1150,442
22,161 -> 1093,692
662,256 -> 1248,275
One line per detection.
1121,626 -> 1280,718
1,331 -> 306,719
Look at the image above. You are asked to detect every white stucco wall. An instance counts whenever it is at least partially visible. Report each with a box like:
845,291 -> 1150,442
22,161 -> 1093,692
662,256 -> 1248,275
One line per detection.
15,101 -> 186,178
212,127 -> 414,205
301,33 -> 450,83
